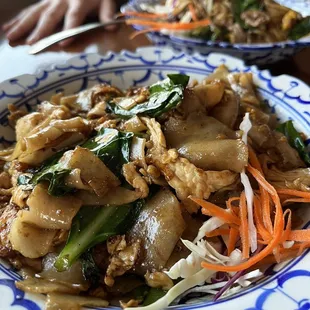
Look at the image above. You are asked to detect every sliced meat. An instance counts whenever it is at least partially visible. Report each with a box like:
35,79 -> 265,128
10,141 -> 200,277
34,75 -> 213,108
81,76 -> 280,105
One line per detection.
122,162 -> 149,198
145,118 -> 237,201
104,235 -> 140,287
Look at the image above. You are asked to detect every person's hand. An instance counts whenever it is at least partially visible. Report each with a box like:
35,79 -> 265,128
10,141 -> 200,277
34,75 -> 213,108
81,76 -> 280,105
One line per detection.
2,0 -> 117,46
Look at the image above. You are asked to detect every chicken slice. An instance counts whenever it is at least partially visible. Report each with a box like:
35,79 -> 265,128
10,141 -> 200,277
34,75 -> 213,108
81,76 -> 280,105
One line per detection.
104,235 -> 140,287
142,118 -> 237,201
122,162 -> 149,198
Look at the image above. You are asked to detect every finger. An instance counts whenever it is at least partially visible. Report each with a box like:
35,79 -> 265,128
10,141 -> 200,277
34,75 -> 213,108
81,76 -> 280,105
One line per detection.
99,0 -> 117,28
27,2 -> 67,44
59,2 -> 90,47
6,4 -> 45,41
2,14 -> 22,32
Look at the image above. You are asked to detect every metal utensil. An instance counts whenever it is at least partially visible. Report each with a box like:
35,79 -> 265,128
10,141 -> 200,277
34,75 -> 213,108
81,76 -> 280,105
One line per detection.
28,19 -> 126,55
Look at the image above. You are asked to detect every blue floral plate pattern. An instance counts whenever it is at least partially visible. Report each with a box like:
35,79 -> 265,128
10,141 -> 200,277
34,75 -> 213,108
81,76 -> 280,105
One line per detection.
121,0 -> 310,65
0,47 -> 310,309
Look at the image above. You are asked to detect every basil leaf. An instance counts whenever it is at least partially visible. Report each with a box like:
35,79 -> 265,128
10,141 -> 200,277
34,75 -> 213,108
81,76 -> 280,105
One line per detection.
32,164 -> 73,196
80,251 -> 100,286
288,16 -> 310,40
277,120 -> 310,166
232,0 -> 261,28
25,128 -> 133,196
107,74 -> 189,119
143,288 -> 166,306
82,127 -> 134,176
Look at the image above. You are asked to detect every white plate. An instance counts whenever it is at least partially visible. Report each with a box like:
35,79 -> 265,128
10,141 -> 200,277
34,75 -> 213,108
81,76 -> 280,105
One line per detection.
0,47 -> 310,309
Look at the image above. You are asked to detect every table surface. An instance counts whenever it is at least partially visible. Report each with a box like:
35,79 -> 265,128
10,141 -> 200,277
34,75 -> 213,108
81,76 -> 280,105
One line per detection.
0,1 -> 310,85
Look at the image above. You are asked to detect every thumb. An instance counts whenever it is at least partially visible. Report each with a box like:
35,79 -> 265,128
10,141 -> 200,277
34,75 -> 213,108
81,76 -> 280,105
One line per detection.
99,0 -> 117,30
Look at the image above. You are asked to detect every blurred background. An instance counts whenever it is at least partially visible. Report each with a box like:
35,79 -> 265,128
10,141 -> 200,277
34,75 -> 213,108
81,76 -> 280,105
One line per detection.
0,0 -> 309,84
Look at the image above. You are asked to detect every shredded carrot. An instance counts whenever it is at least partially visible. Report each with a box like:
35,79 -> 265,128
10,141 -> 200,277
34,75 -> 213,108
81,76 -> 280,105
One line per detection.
206,228 -> 230,238
277,189 -> 310,199
239,192 -> 250,259
252,248 -> 299,268
188,3 -> 198,21
130,27 -> 163,39
261,189 -> 274,235
248,146 -> 263,173
253,195 -> 271,242
227,227 -> 239,256
190,197 -> 240,225
118,11 -> 168,19
298,242 -> 310,256
288,229 -> 310,242
201,165 -> 284,272
248,146 -> 273,234
283,198 -> 310,205
126,18 -> 211,30
226,197 -> 240,212
281,209 -> 292,243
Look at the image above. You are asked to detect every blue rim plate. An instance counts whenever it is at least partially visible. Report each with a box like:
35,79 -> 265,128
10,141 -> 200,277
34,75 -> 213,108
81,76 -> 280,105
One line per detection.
1,47 -> 310,309
121,0 -> 310,65
122,0 -> 310,50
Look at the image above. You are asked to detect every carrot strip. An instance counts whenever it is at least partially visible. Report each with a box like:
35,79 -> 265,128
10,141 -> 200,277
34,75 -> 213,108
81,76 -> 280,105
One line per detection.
130,27 -> 163,39
281,209 -> 292,243
288,229 -> 310,242
248,146 -> 263,173
277,189 -> 310,199
261,189 -> 273,235
227,227 -> 239,256
201,165 -> 284,272
190,197 -> 240,225
252,248 -> 299,268
189,3 -> 198,21
126,18 -> 211,30
257,239 -> 269,245
253,195 -> 271,242
283,198 -> 310,205
226,197 -> 240,212
248,147 -> 274,234
239,192 -> 250,259
118,11 -> 168,19
298,242 -> 310,256
206,228 -> 230,238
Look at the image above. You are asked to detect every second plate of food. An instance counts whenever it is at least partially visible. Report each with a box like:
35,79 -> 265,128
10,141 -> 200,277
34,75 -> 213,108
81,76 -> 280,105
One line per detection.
122,0 -> 310,65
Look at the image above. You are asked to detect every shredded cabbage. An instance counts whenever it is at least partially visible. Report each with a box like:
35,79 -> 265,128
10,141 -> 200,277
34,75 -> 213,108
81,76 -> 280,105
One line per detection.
125,269 -> 216,310
239,113 -> 257,253
193,216 -> 225,243
166,252 -> 204,280
236,269 -> 263,287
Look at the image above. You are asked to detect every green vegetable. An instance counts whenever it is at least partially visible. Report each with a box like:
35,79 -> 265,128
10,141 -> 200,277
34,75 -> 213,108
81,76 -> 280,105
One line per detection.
80,250 -> 100,286
277,120 -> 310,166
54,199 -> 144,271
81,127 -> 134,175
107,74 -> 189,119
232,0 -> 261,28
143,288 -> 166,306
131,285 -> 150,301
22,127 -> 133,196
190,26 -> 228,41
288,16 -> 310,40
31,163 -> 73,196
